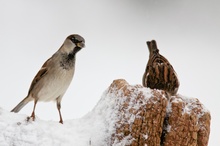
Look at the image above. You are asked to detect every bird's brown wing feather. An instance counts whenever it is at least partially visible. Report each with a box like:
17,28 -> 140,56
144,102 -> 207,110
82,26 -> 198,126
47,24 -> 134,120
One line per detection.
27,58 -> 52,95
143,57 -> 179,95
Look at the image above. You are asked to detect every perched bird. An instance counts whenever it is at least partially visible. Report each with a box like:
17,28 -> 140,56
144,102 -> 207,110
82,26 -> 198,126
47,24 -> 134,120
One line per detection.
142,40 -> 179,96
11,34 -> 85,124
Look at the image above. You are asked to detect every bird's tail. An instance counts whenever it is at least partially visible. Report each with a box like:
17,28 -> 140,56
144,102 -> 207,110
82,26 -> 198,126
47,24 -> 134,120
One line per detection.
11,96 -> 32,113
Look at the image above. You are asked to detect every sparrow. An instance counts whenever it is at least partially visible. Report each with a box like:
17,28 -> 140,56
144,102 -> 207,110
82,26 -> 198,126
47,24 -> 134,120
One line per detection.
142,40 -> 179,96
11,34 -> 85,124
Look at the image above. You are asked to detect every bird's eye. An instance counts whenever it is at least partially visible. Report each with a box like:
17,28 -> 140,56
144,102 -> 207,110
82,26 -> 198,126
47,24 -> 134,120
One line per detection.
71,37 -> 76,41
71,37 -> 80,43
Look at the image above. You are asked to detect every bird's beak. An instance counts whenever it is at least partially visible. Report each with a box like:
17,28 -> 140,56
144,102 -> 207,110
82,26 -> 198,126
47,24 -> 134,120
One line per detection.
77,42 -> 85,48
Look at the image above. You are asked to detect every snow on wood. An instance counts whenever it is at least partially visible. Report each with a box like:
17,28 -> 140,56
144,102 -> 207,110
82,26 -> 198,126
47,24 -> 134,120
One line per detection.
0,79 -> 210,146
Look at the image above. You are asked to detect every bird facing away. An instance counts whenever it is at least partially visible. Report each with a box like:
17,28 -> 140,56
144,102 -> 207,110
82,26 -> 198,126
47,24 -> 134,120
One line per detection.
11,34 -> 85,124
142,40 -> 180,96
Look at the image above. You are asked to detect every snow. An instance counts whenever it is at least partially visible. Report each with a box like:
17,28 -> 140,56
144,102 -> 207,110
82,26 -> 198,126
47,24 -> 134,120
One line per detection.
0,89 -> 119,146
0,108 -> 95,146
0,83 -> 210,146
179,95 -> 210,117
166,94 -> 209,118
0,85 -> 153,146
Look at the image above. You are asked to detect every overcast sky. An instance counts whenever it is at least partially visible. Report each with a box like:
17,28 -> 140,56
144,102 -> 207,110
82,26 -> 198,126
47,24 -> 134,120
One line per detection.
0,0 -> 219,145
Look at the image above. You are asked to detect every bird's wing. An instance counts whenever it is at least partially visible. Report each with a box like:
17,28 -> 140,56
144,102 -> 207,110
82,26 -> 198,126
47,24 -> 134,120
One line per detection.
143,55 -> 179,89
155,56 -> 180,88
27,58 -> 52,95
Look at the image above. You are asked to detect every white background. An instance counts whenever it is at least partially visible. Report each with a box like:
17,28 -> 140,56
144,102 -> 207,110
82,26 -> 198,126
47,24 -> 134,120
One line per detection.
0,0 -> 219,145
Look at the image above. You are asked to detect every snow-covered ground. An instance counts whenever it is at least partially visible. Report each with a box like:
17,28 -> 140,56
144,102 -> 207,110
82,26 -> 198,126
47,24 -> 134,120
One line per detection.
0,81 -> 210,146
0,89 -> 118,146
0,80 -> 155,146
1,84 -> 146,146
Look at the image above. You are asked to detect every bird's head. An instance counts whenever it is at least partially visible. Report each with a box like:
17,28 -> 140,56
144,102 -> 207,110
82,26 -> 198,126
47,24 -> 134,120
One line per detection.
146,40 -> 159,55
61,34 -> 85,54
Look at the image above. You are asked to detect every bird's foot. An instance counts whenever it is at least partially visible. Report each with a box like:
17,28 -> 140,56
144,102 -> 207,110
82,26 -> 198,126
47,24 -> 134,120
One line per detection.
26,116 -> 35,122
26,112 -> 35,122
59,119 -> 63,124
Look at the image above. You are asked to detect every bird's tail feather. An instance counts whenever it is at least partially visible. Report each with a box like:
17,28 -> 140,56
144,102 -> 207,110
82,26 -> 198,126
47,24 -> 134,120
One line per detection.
11,96 -> 32,113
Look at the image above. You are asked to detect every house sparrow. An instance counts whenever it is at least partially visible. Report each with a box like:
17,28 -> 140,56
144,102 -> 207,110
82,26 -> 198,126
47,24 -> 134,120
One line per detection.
11,34 -> 85,124
142,40 -> 179,96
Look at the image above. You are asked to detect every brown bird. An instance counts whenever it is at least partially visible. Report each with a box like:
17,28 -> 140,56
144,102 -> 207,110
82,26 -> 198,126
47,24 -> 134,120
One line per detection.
142,40 -> 179,96
11,34 -> 85,124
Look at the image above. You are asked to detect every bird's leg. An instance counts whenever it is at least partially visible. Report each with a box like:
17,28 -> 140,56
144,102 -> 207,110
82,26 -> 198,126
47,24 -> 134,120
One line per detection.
57,99 -> 63,124
27,99 -> 38,122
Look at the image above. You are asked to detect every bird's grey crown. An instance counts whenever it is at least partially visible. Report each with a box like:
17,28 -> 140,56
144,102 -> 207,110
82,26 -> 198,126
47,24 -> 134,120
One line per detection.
67,34 -> 85,45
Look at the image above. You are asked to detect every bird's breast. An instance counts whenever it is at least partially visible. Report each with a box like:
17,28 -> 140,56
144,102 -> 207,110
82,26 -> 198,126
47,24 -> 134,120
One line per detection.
33,66 -> 75,102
